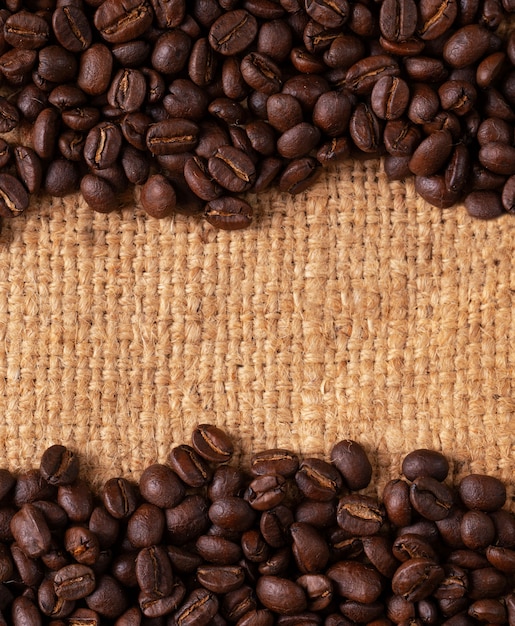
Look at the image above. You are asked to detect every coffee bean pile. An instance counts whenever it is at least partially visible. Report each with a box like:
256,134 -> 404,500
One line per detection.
0,1 -> 515,231
0,424 -> 514,624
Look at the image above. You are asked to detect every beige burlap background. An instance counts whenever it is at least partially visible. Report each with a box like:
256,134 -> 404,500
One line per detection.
0,160 -> 513,502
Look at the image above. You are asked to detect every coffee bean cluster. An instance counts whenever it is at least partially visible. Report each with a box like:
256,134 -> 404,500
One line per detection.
0,1 -> 515,231
0,424 -> 514,625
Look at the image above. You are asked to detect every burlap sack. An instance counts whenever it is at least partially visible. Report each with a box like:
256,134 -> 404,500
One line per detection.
0,160 -> 513,501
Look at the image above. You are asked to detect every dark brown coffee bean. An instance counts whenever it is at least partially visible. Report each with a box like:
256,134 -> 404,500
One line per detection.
464,190 -> 504,219
305,0 -> 349,28
209,496 -> 256,532
135,545 -> 173,597
444,143 -> 470,196
0,48 -> 37,85
146,119 -> 199,156
330,440 -> 372,490
85,574 -> 128,619
196,533 -> 242,565
256,576 -> 307,615
166,493 -> 210,544
168,444 -> 212,488
240,52 -> 282,95
32,107 -> 60,160
107,69 -> 146,114
278,157 -> 321,194
208,146 -> 256,193
80,173 -> 118,213
94,0 -> 153,44
172,588 -> 218,626
282,74 -> 330,113
327,560 -> 383,603
383,479 -> 413,527
417,0 -> 458,40
4,10 -> 49,49
468,567 -> 507,600
409,130 -> 453,177
139,174 -> 177,218
438,80 -> 477,116
415,174 -> 461,208
277,123 -> 320,160
443,24 -> 491,68
337,494 -> 385,535
250,449 -> 299,477
77,43 -> 113,96
479,142 -> 515,176
209,10 -> 258,56
245,474 -> 287,511
409,476 -> 454,521
258,19 -> 292,62
459,474 -> 507,511
37,45 -> 77,83
402,450 -> 449,482
64,526 -> 100,565
290,522 -> 330,573
11,596 -> 42,626
345,55 -> 399,95
102,477 -> 138,520
393,533 -> 438,562
84,122 -> 122,170
39,445 -> 79,486
380,0 -> 417,42
0,96 -> 19,134
151,29 -> 191,76
323,34 -> 365,69
10,503 -> 51,559
13,146 -> 42,195
0,173 -> 29,218
371,75 -> 410,120
392,559 -> 445,602
349,103 -> 382,153
52,5 -> 92,52
54,564 -> 96,600
191,424 -> 234,463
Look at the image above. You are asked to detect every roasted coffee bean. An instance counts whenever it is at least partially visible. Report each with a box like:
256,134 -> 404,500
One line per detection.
459,474 -> 507,511
392,559 -> 445,602
349,103 -> 382,153
151,29 -> 191,76
139,174 -> 177,218
371,76 -> 410,120
410,476 -> 454,521
337,494 -> 385,535
209,10 -> 258,56
380,0 -> 418,42
77,43 -> 113,96
279,157 -> 321,194
277,122 -> 320,159
146,119 -> 199,156
327,560 -> 383,603
256,576 -> 307,615
84,122 -> 122,170
54,564 -> 96,600
208,145 -> 256,193
102,477 -> 138,520
52,5 -> 92,52
345,55 -> 399,95
170,589 -> 217,625
84,574 -> 128,619
402,449 -> 449,482
479,142 -> 515,176
0,173 -> 29,218
80,173 -> 118,213
330,440 -> 372,490
409,130 -> 453,177
93,0 -> 154,44
443,24 -> 492,68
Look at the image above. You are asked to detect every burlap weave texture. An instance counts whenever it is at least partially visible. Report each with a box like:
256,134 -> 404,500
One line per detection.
0,160 -> 513,500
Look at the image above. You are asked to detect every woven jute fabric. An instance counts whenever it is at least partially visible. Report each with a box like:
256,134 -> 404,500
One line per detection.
0,160 -> 513,500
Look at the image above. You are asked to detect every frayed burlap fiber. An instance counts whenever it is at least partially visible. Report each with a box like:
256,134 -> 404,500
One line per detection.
0,160 -> 513,499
